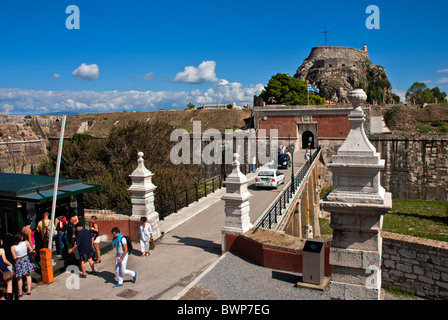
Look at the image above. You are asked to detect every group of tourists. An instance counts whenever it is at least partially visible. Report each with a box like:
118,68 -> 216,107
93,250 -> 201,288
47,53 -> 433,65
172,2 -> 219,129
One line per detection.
0,211 -> 154,299
278,145 -> 287,154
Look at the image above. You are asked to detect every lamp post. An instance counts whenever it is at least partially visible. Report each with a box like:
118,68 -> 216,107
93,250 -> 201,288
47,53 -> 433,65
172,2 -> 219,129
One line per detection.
289,134 -> 295,191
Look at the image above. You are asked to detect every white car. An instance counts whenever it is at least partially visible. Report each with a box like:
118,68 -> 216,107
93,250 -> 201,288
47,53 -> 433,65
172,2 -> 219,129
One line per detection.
255,169 -> 285,189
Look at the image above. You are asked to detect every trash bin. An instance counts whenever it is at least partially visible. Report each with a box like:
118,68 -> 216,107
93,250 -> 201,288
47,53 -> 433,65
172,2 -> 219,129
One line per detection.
302,239 -> 324,285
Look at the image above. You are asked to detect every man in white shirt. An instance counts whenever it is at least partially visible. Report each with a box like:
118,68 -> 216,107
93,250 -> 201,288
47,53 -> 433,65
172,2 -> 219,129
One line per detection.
251,155 -> 256,173
111,227 -> 137,288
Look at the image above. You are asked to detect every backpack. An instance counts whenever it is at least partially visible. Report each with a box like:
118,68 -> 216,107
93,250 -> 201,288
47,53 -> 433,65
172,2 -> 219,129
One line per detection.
43,223 -> 51,241
122,236 -> 133,255
57,218 -> 68,232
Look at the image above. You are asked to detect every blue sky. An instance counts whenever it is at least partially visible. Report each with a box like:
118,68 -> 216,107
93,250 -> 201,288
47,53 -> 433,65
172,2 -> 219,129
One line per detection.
0,0 -> 447,115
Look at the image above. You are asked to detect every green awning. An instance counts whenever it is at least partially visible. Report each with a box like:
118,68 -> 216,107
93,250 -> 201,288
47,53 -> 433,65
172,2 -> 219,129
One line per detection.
0,173 -> 101,204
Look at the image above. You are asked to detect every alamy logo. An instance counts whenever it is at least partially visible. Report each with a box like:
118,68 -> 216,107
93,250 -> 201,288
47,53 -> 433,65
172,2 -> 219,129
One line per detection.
66,5 -> 80,30
170,121 -> 279,166
65,265 -> 80,290
365,265 -> 379,288
365,5 -> 380,30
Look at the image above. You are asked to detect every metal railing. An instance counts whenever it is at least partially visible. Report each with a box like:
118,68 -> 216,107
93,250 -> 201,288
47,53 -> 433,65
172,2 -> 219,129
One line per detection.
256,146 -> 322,230
155,175 -> 224,220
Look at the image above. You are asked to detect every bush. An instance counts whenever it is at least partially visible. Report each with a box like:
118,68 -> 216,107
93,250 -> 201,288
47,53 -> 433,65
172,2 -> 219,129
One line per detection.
431,121 -> 444,127
416,124 -> 431,133
37,120 -> 202,210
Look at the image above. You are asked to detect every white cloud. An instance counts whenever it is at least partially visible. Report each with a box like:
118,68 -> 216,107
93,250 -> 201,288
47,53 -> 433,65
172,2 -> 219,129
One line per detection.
435,77 -> 448,84
139,72 -> 156,81
50,73 -> 61,79
173,61 -> 218,83
0,80 -> 263,115
436,68 -> 448,73
1,104 -> 14,115
72,63 -> 100,80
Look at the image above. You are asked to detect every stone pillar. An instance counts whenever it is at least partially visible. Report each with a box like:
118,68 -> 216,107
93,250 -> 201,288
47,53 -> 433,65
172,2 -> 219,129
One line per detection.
221,153 -> 253,253
128,152 -> 161,240
320,89 -> 392,300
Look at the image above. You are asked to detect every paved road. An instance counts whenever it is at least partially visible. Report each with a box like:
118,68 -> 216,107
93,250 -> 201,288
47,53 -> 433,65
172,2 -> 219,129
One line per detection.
20,151 -> 306,300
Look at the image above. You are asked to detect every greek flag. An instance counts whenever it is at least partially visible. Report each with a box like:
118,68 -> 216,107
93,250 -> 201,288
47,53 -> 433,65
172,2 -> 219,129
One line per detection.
307,83 -> 320,94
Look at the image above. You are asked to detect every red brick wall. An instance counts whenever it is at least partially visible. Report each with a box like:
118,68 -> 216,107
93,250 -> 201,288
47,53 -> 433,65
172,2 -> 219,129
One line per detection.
258,114 -> 350,139
313,114 -> 350,138
258,116 -> 300,138
96,219 -> 140,241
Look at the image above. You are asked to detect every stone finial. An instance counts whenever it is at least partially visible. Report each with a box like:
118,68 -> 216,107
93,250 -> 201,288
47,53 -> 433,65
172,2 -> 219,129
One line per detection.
128,151 -> 160,239
332,89 -> 378,161
347,88 -> 367,108
137,151 -> 144,162
221,153 -> 253,252
327,89 -> 386,203
233,153 -> 240,167
131,152 -> 153,177
223,153 -> 247,184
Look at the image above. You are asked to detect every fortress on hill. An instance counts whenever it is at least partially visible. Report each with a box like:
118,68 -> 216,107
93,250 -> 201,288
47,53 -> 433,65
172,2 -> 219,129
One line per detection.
294,45 -> 394,104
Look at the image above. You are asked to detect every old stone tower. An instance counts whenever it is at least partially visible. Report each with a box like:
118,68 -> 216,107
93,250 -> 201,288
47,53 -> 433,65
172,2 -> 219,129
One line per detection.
294,46 -> 393,104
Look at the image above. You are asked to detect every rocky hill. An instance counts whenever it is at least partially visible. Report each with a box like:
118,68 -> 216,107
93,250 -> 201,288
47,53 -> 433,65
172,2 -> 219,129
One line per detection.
294,46 -> 395,104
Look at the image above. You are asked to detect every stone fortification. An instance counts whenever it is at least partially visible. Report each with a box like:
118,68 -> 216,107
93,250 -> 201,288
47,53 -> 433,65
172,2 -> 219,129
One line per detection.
370,134 -> 448,201
294,46 -> 393,104
0,114 -> 49,173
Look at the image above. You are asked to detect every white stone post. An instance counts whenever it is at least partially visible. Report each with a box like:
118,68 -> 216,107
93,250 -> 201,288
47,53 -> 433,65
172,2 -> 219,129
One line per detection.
221,153 -> 253,253
320,89 -> 392,300
128,152 -> 161,240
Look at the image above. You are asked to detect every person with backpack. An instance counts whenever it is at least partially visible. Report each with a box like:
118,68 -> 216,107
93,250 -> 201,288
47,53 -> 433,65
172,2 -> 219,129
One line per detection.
111,227 -> 137,288
55,214 -> 68,258
36,212 -> 55,249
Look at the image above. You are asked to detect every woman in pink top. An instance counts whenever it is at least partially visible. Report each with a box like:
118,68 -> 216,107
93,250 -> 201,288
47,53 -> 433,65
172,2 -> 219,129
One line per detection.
22,218 -> 35,249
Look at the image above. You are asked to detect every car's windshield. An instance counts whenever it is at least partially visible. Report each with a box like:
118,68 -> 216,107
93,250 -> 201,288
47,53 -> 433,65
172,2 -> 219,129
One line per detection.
278,154 -> 288,160
258,171 -> 274,176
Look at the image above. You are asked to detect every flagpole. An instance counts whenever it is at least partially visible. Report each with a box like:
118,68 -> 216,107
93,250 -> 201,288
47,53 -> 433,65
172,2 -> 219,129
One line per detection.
307,81 -> 309,106
48,115 -> 66,251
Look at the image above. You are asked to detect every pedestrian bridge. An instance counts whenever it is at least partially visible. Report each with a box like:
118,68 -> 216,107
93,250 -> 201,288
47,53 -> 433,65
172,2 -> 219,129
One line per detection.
255,146 -> 323,239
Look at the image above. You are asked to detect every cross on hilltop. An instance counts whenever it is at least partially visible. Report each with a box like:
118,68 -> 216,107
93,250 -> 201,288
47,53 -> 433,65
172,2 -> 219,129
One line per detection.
321,27 -> 330,46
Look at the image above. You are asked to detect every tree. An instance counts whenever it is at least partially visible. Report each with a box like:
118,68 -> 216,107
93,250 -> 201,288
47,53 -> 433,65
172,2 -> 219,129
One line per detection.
431,87 -> 447,103
405,82 -> 434,105
391,93 -> 401,104
37,120 -> 202,211
259,73 -> 326,106
364,66 -> 393,104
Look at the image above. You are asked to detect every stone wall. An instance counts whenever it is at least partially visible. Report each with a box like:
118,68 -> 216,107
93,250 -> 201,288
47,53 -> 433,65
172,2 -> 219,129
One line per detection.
0,140 -> 47,174
0,114 -> 49,174
370,134 -> 448,201
382,232 -> 448,299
